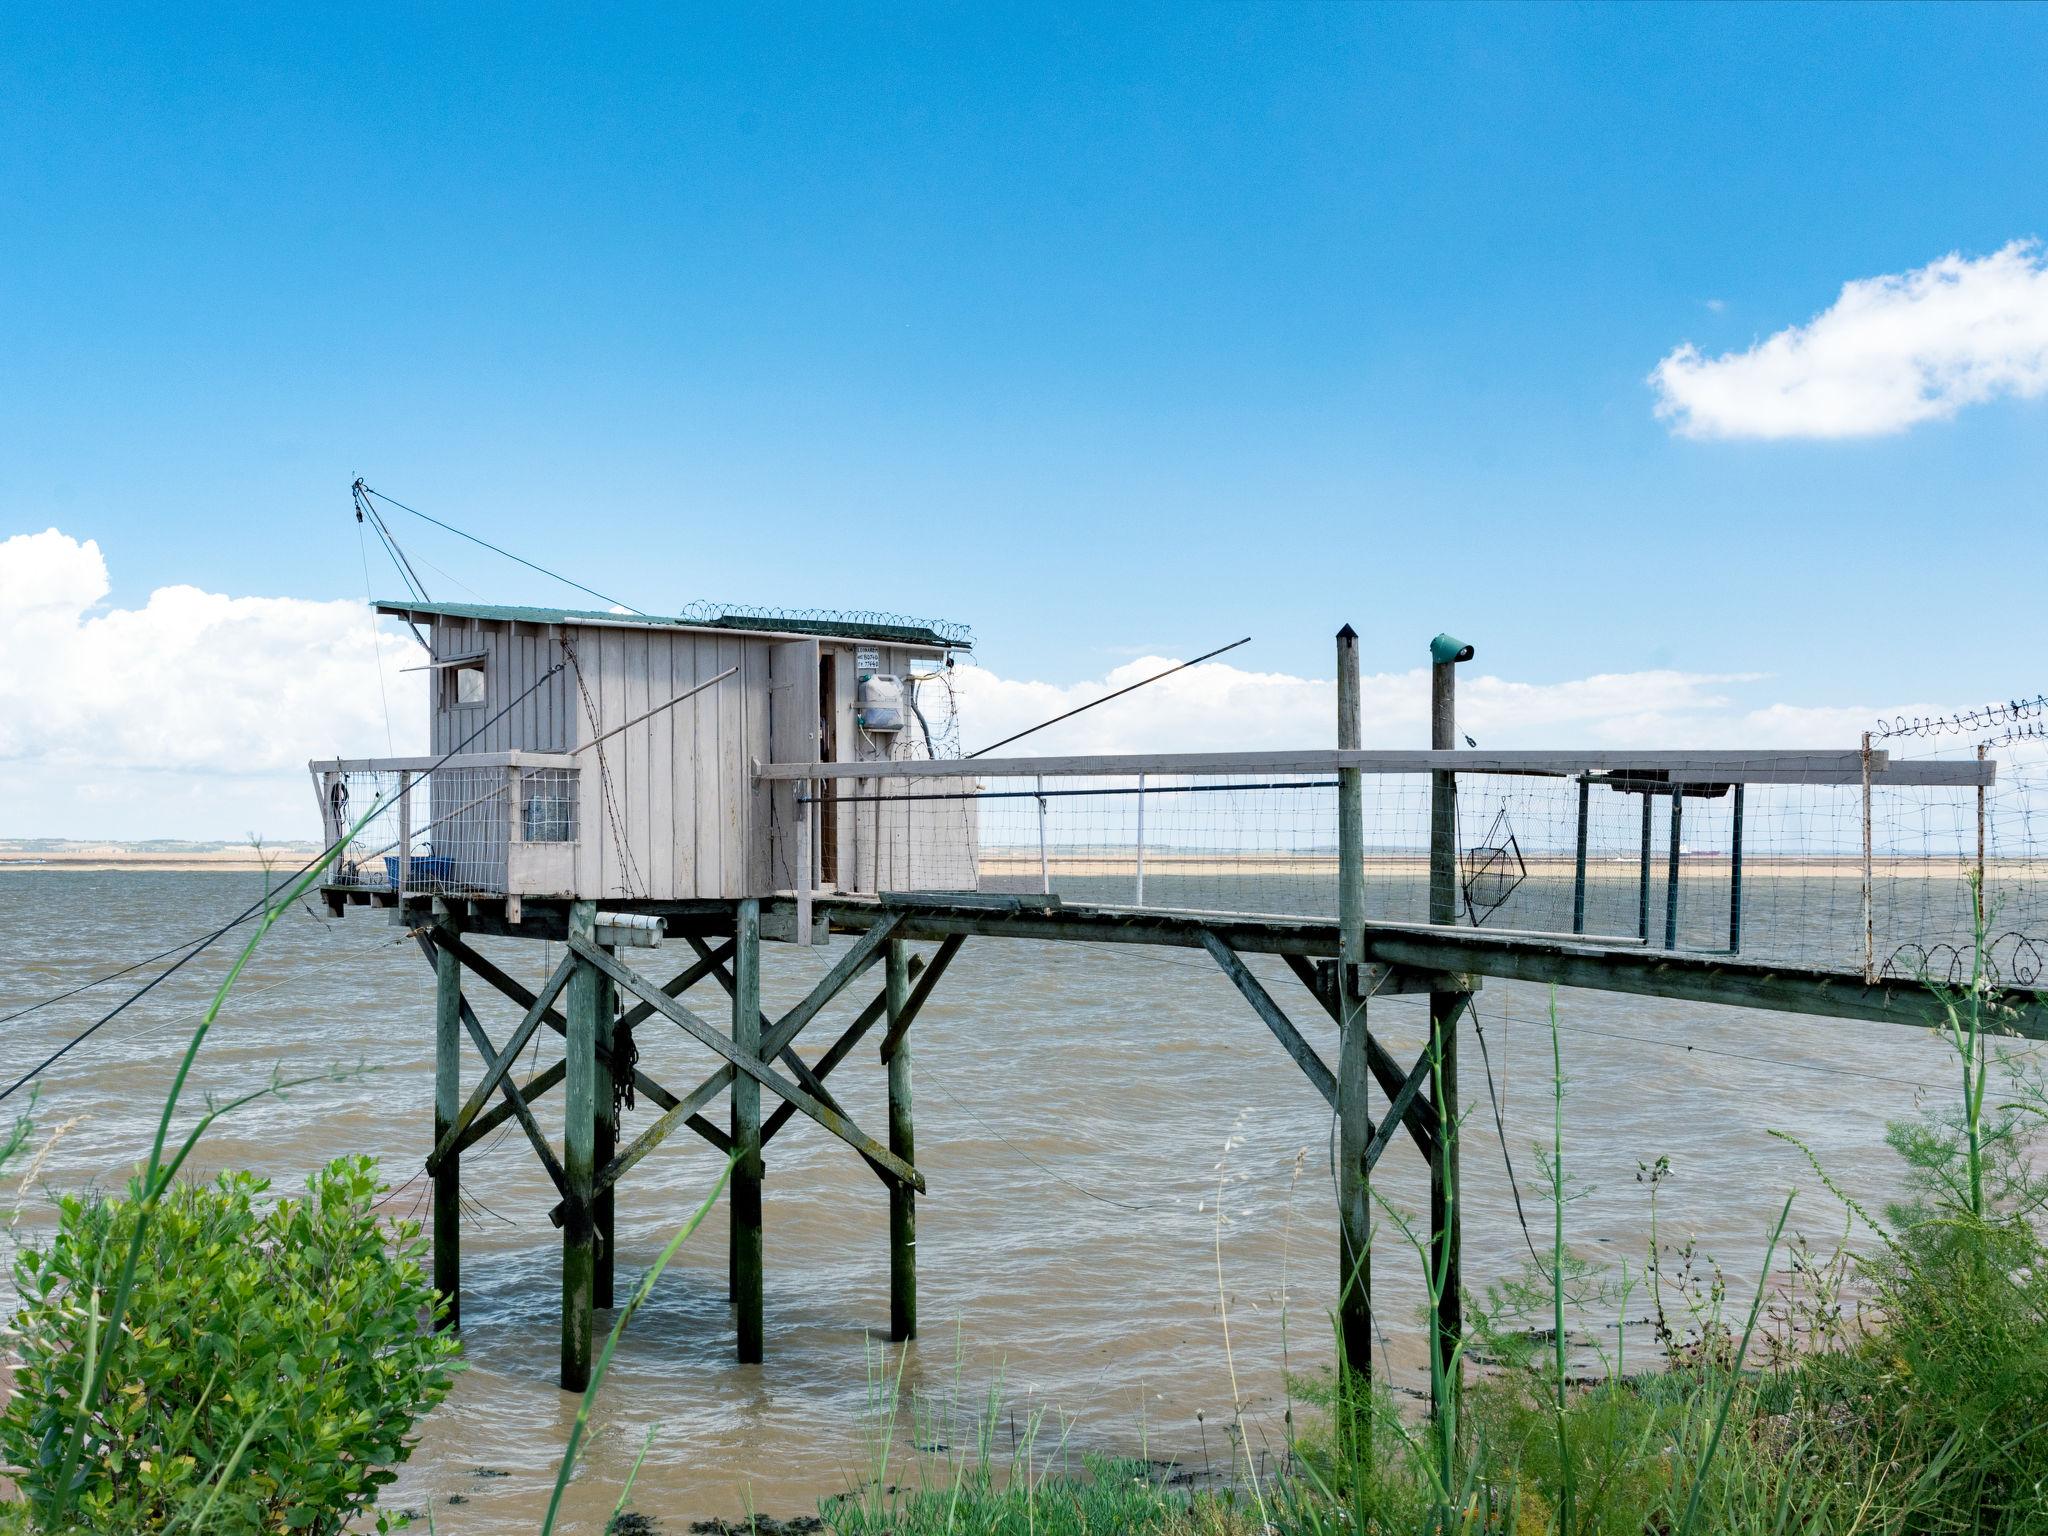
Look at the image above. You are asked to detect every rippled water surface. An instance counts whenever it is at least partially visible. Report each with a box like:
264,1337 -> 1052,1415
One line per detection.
0,871 -> 2018,1532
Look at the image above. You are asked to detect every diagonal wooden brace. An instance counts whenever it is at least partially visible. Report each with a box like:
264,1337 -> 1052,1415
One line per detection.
569,937 -> 924,1192
552,928 -> 943,1225
617,914 -> 909,1170
437,929 -> 724,1057
1364,1044 -> 1436,1172
454,1059 -> 565,1157
683,932 -> 867,1130
620,939 -> 734,1032
415,933 -> 570,1192
687,913 -> 904,1064
759,944 -> 937,1148
1282,953 -> 1439,1161
876,935 -> 964,1064
426,950 -> 576,1177
1199,930 -> 1337,1108
437,932 -> 571,1032
430,926 -> 722,1139
628,1068 -> 733,1153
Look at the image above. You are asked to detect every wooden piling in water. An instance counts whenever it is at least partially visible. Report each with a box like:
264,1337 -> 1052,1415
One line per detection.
561,900 -> 598,1391
732,898 -> 765,1363
433,918 -> 463,1331
1427,648 -> 1464,1407
1729,783 -> 1745,954
1637,790 -> 1653,941
1333,626 -> 1373,1413
1571,775 -> 1590,936
594,957 -> 618,1310
884,935 -> 916,1341
1665,784 -> 1684,951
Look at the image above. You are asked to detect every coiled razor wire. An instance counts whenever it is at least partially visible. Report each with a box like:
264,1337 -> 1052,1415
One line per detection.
1979,721 -> 2048,750
1874,694 -> 2048,743
677,600 -> 972,648
1882,932 -> 2046,990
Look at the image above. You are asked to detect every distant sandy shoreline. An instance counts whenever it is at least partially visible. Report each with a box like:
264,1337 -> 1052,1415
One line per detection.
0,847 -> 320,874
0,850 -> 2024,881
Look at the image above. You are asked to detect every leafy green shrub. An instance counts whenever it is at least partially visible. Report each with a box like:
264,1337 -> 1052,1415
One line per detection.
1,1155 -> 459,1534
1784,1063 -> 2048,1533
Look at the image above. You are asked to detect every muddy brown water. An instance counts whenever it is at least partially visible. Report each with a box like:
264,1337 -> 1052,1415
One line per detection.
0,871 -> 2025,1532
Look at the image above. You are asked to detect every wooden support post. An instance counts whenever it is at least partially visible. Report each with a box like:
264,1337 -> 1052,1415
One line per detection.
1637,790 -> 1653,942
561,900 -> 598,1392
1664,784 -> 1684,951
397,772 -> 413,896
1427,643 -> 1464,1412
1975,744 -> 1987,936
884,937 -> 916,1341
1036,777 -> 1051,895
594,952 -> 618,1310
795,779 -> 814,948
1134,772 -> 1147,906
732,898 -> 765,1363
433,918 -> 462,1330
1571,775 -> 1590,935
1862,731 -> 1876,984
1729,783 -> 1745,955
1333,625 -> 1373,1420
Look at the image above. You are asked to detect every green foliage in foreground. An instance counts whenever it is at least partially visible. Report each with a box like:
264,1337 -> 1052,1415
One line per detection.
0,1155 -> 459,1535
823,1453 -> 1262,1536
824,956 -> 2048,1536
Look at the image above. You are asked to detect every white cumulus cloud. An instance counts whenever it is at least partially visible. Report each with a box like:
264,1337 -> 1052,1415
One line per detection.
0,529 -> 424,838
1649,239 -> 2048,440
0,527 -> 1954,840
947,657 -> 1826,757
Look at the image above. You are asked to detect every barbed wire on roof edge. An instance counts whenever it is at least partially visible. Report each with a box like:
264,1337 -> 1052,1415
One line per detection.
1978,721 -> 2048,750
1883,932 -> 2045,990
677,600 -> 973,647
1873,693 -> 2048,743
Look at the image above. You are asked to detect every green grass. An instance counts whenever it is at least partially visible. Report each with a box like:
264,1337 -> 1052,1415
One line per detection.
810,891 -> 2048,1536
1,837 -> 2040,1536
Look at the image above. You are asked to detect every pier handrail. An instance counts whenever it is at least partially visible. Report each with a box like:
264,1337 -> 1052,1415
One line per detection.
309,750 -> 578,774
755,746 -> 1993,787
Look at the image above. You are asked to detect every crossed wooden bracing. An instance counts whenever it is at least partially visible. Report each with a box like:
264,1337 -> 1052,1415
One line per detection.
416,887 -> 1482,1400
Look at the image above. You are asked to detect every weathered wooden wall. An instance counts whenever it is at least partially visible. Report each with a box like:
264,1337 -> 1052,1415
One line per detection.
425,618 -> 960,902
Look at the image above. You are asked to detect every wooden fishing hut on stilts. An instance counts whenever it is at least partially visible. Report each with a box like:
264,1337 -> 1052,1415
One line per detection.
312,603 -> 2041,1416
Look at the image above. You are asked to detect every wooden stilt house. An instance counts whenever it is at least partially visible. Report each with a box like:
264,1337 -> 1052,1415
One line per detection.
310,600 -> 977,913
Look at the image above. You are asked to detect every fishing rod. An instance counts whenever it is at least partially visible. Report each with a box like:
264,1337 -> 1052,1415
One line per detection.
0,661 -> 569,1104
966,636 -> 1251,759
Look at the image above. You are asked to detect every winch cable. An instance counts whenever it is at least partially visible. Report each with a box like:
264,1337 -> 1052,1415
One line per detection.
0,662 -> 568,1104
357,513 -> 397,754
352,478 -> 431,603
354,481 -> 645,616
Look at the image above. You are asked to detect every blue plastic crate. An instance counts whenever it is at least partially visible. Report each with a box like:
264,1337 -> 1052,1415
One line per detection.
384,854 -> 457,889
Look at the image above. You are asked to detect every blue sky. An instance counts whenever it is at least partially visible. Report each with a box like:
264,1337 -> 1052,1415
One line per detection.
3,5 -> 2047,834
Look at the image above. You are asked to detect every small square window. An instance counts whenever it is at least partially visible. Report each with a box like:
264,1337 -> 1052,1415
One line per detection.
452,663 -> 486,707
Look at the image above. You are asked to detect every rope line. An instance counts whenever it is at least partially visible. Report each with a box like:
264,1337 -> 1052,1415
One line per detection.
926,1073 -> 1148,1213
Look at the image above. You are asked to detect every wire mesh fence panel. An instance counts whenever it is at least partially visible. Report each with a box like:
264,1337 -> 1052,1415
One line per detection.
322,769 -> 405,891
314,762 -> 567,897
832,773 -> 1344,918
425,766 -> 512,894
821,748 -> 2048,984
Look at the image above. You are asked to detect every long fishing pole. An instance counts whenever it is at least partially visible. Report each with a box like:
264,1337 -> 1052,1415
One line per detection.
0,661 -> 569,1104
966,636 -> 1251,759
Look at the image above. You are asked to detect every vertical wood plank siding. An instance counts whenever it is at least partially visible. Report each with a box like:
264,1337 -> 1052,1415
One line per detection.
421,616 -> 944,900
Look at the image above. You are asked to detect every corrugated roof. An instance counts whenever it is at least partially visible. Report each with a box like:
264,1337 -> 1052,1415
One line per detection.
374,600 -> 968,651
